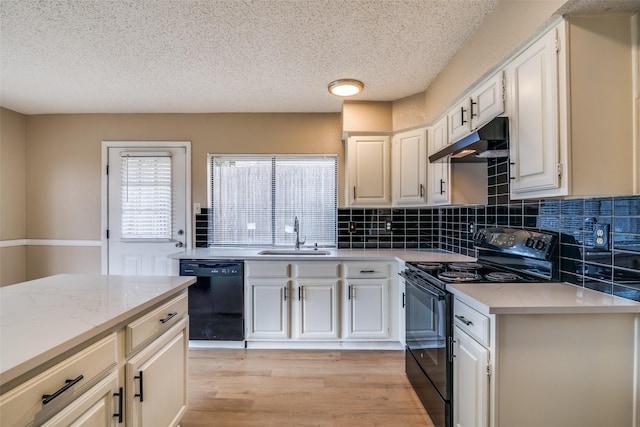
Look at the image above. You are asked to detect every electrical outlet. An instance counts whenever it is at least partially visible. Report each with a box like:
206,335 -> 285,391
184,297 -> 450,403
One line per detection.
194,203 -> 201,215
593,224 -> 610,249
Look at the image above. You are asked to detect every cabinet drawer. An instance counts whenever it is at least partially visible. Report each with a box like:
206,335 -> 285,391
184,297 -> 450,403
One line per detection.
294,262 -> 340,278
245,261 -> 291,277
454,299 -> 489,347
344,261 -> 391,278
0,333 -> 117,427
127,291 -> 188,354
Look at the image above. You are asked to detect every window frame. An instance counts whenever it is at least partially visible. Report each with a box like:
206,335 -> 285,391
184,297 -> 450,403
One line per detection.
207,154 -> 338,248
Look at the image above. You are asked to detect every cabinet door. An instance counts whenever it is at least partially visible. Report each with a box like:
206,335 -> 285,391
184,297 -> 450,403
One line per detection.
508,27 -> 562,196
447,98 -> 472,143
42,372 -> 120,427
293,280 -> 339,339
454,327 -> 489,427
392,129 -> 427,206
347,135 -> 391,206
470,71 -> 505,130
344,279 -> 389,339
428,117 -> 451,205
246,279 -> 290,339
126,319 -> 188,427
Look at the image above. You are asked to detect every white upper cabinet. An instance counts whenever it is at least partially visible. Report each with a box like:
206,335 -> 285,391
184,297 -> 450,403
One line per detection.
392,128 -> 427,206
447,72 -> 505,143
346,135 -> 391,206
508,16 -> 637,199
428,117 -> 451,205
507,24 -> 562,197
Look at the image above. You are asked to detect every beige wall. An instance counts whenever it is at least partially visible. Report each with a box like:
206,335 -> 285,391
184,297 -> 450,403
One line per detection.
19,113 -> 342,279
423,0 -> 565,124
342,101 -> 393,133
392,92 -> 427,131
0,107 -> 27,285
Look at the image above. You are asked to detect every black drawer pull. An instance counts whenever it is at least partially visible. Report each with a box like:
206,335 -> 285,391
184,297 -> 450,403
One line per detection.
455,314 -> 473,326
160,311 -> 178,324
42,375 -> 84,404
113,387 -> 123,423
134,371 -> 144,402
360,270 -> 375,273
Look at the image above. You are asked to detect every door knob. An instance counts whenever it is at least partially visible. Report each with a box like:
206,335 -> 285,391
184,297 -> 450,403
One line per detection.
175,242 -> 184,248
177,229 -> 184,235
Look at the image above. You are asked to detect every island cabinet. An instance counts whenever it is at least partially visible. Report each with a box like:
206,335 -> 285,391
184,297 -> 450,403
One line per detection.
507,15 -> 637,199
452,294 -> 639,427
0,288 -> 189,427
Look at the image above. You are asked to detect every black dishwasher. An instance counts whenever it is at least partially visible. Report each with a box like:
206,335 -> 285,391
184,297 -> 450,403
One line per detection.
179,260 -> 244,341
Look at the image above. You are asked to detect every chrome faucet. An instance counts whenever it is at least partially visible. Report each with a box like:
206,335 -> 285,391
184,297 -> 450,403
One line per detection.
294,216 -> 306,250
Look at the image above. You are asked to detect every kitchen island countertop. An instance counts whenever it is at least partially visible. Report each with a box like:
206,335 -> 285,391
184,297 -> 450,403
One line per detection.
0,274 -> 196,386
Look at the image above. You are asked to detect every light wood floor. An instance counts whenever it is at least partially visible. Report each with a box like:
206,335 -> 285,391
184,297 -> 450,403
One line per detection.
180,349 -> 434,426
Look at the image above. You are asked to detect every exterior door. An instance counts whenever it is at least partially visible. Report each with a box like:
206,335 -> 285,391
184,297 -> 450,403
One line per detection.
107,144 -> 188,275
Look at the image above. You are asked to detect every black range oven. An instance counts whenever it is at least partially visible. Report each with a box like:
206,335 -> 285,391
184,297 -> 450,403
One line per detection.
401,227 -> 560,427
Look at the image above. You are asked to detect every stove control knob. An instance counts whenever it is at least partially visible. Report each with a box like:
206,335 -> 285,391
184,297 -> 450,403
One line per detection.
534,240 -> 546,250
525,238 -> 535,248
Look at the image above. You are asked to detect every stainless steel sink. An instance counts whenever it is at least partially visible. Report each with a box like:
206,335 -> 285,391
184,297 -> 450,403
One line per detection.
258,249 -> 331,256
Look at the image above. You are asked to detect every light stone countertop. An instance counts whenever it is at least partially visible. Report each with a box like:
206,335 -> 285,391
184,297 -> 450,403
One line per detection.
448,282 -> 640,315
0,274 -> 196,386
170,247 -> 477,263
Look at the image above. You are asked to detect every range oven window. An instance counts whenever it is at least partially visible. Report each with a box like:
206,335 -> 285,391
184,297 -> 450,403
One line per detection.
405,279 -> 451,400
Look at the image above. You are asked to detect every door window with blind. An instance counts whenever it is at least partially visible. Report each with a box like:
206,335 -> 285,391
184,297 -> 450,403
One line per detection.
209,155 -> 337,247
120,152 -> 173,240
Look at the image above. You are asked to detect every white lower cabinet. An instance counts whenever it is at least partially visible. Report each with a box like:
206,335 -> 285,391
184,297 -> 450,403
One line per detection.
126,317 -> 188,427
293,280 -> 339,339
453,326 -> 489,427
245,260 -> 399,346
246,278 -> 291,339
344,279 -> 389,339
42,371 -> 121,427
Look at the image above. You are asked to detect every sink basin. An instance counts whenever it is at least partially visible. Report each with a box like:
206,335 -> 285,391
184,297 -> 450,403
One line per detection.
258,249 -> 331,256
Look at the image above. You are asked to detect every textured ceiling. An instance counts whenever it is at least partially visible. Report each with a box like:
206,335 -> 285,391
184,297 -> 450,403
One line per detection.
1,0 -> 638,114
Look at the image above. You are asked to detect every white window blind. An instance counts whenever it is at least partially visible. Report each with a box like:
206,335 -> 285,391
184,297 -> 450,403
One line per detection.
209,155 -> 337,247
120,154 -> 172,240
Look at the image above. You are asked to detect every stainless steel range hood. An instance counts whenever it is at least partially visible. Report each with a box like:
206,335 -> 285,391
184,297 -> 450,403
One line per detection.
428,117 -> 509,163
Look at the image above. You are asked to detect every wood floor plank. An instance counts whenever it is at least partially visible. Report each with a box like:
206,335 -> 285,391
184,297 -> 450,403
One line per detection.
181,349 -> 434,426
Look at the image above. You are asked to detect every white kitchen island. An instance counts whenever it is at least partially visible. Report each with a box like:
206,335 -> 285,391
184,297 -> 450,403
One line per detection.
447,281 -> 640,427
0,274 -> 195,427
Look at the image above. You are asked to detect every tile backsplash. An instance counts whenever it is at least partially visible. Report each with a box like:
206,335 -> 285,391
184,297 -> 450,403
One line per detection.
196,157 -> 640,302
338,157 -> 640,302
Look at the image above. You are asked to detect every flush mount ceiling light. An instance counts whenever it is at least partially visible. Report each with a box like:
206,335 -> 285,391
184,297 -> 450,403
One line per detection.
328,79 -> 364,97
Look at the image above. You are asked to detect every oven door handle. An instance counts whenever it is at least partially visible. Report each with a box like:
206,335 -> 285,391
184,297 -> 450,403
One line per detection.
399,271 -> 447,300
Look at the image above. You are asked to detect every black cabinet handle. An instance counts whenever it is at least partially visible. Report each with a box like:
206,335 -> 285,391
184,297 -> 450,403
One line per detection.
113,387 -> 124,423
353,186 -> 356,200
509,162 -> 516,180
298,286 -> 302,301
402,292 -> 406,308
42,375 -> 84,404
160,311 -> 178,324
455,314 -> 473,326
348,285 -> 352,300
134,370 -> 144,402
460,106 -> 467,125
360,270 -> 375,273
470,99 -> 477,118
440,179 -> 445,195
420,184 -> 424,198
283,286 -> 288,301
